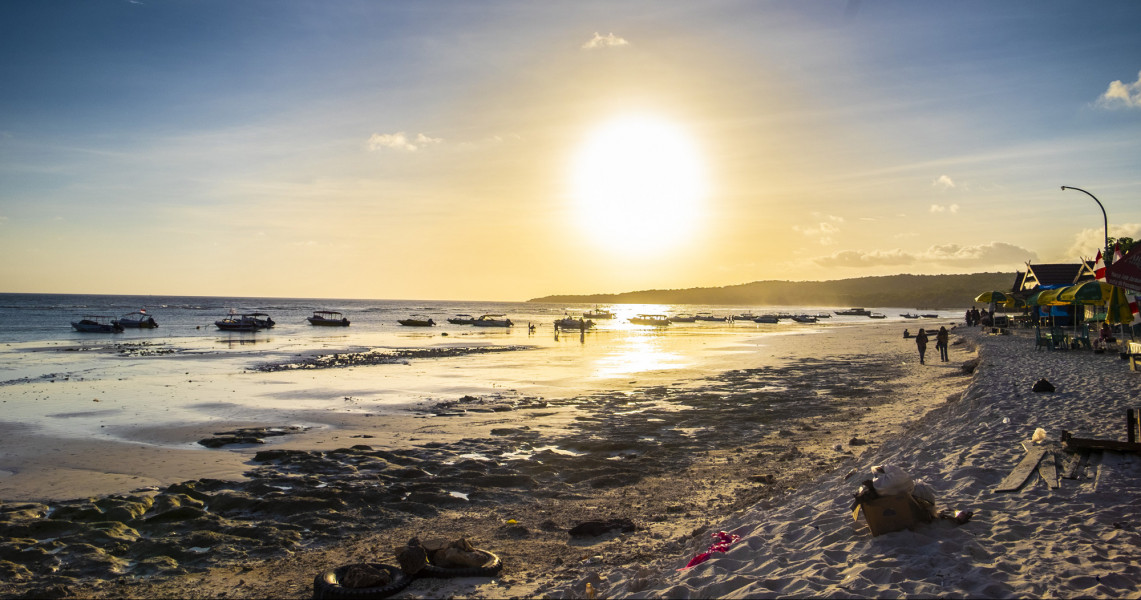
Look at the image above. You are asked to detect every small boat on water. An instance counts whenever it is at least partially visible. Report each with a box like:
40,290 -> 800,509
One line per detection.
447,314 -> 476,325
398,314 -> 435,327
216,311 -> 274,331
869,312 -> 887,319
473,314 -> 513,327
629,314 -> 670,326
754,315 -> 779,324
670,314 -> 697,323
114,309 -> 158,329
694,312 -> 729,322
72,315 -> 124,333
790,314 -> 818,323
555,316 -> 594,330
900,313 -> 920,319
584,307 -> 615,319
308,310 -> 350,326
734,313 -> 758,321
835,308 -> 872,317
921,313 -> 939,318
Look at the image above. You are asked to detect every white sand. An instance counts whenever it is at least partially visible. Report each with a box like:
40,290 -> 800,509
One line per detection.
568,327 -> 1141,599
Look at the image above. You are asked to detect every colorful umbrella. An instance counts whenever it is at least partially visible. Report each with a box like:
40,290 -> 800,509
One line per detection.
1057,281 -> 1115,305
1032,288 -> 1067,306
974,291 -> 1011,304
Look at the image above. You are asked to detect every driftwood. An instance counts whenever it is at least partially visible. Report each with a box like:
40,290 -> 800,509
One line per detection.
993,446 -> 1048,493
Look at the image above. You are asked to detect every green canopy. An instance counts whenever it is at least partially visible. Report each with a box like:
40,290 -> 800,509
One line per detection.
1032,288 -> 1067,306
974,291 -> 1011,304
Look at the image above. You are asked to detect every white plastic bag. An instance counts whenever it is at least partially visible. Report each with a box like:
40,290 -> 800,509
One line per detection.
1032,428 -> 1047,444
871,464 -> 915,496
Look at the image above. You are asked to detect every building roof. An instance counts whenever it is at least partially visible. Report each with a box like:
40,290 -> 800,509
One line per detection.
1020,262 -> 1096,290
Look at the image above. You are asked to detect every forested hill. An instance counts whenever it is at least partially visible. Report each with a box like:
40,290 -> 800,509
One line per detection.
528,272 -> 1016,309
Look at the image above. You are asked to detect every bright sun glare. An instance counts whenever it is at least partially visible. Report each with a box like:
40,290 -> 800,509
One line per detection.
571,115 -> 707,256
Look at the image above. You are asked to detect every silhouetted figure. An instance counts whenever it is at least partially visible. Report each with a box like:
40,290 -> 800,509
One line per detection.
915,328 -> 929,364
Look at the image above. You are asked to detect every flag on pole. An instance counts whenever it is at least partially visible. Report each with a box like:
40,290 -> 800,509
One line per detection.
1131,294 -> 1141,326
1094,250 -> 1106,282
1113,243 -> 1124,265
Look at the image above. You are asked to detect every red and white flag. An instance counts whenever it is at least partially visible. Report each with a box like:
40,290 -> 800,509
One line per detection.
1131,294 -> 1141,325
1113,243 -> 1125,265
1094,249 -> 1106,282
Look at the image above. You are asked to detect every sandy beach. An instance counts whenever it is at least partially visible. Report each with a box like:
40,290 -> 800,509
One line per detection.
2,320 -> 1139,599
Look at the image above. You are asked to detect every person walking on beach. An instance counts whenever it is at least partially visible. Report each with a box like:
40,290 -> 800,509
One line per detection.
915,328 -> 929,364
936,326 -> 949,362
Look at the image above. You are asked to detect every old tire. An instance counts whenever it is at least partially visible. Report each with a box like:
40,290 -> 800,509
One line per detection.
312,563 -> 411,600
419,550 -> 503,579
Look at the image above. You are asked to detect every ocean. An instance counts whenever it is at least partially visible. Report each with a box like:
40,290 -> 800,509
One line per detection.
0,293 -> 950,452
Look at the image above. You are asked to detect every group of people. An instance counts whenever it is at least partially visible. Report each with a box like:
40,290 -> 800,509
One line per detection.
964,306 -> 990,327
911,326 -> 950,364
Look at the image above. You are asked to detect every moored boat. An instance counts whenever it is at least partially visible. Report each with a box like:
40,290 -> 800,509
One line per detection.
114,309 -> 158,329
790,314 -> 817,323
629,314 -> 670,326
869,312 -> 886,319
694,312 -> 729,322
753,315 -> 779,324
215,310 -> 274,331
555,316 -> 594,330
473,314 -> 514,327
398,314 -> 435,327
308,310 -> 350,326
584,307 -> 615,319
72,315 -> 124,333
447,314 -> 476,325
900,313 -> 920,319
670,314 -> 697,323
834,308 -> 872,316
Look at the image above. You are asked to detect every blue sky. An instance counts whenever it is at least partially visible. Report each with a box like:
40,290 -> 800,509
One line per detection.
2,1 -> 1139,300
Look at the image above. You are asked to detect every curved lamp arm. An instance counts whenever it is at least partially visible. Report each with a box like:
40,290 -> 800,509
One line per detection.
1061,185 -> 1109,262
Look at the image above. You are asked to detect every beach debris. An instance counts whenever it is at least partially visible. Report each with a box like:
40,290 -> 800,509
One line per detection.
395,538 -> 429,575
312,563 -> 410,599
852,465 -> 936,535
1061,430 -> 1141,454
197,426 -> 308,448
678,531 -> 741,570
993,445 -> 1050,493
1032,378 -> 1055,393
871,464 -> 914,495
1038,449 -> 1060,489
568,518 -> 638,538
1032,428 -> 1048,444
340,564 -> 393,588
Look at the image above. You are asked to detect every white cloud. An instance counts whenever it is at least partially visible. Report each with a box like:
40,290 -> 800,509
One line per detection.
1096,70 -> 1141,109
793,214 -> 844,245
582,32 -> 629,49
929,203 -> 960,214
367,132 -> 442,152
814,242 -> 1036,268
1066,223 -> 1141,258
933,174 -> 955,189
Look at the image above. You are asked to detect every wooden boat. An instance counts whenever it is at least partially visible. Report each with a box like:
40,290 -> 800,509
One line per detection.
790,315 -> 817,323
584,307 -> 615,319
734,313 -> 758,321
555,317 -> 594,330
694,312 -> 729,322
72,315 -> 124,333
114,309 -> 158,329
753,315 -> 779,324
869,312 -> 887,319
473,314 -> 513,327
670,314 -> 697,323
308,310 -> 350,326
398,314 -> 435,327
899,313 -> 920,319
447,314 -> 476,325
629,314 -> 670,326
921,313 -> 939,318
835,308 -> 872,316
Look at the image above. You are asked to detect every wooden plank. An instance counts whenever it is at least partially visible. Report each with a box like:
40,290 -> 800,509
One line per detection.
1062,436 -> 1141,453
1129,409 -> 1138,444
1061,450 -> 1088,480
1038,451 -> 1060,489
993,447 -> 1048,493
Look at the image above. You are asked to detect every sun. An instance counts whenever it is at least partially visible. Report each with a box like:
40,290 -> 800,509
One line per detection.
571,115 -> 707,256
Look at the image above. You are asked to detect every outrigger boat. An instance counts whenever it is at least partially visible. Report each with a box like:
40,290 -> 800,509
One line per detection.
307,310 -> 350,326
834,308 -> 872,316
669,314 -> 697,323
114,309 -> 158,329
753,315 -> 779,324
398,314 -> 436,327
694,312 -> 729,322
899,313 -> 920,319
790,315 -> 818,323
72,315 -> 124,333
447,314 -> 476,325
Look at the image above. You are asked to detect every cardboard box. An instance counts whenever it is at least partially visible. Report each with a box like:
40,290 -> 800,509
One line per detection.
852,492 -> 932,536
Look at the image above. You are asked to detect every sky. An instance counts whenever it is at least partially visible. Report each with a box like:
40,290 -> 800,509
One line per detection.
1,0 -> 1140,301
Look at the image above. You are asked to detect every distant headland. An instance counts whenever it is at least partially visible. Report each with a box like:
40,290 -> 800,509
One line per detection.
528,272 -> 1015,308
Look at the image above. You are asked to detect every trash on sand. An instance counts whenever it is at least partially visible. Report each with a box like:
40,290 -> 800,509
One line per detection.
1032,428 -> 1048,444
1032,378 -> 1055,393
678,531 -> 741,570
871,464 -> 914,495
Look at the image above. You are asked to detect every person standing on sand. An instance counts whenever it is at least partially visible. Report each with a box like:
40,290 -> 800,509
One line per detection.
915,328 -> 929,364
936,326 -> 949,362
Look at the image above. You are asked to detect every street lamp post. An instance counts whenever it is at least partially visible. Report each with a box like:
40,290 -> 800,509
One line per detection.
1061,185 -> 1109,265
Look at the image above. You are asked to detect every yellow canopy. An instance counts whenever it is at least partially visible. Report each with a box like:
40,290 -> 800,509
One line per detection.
1032,288 -> 1067,306
1057,281 -> 1115,305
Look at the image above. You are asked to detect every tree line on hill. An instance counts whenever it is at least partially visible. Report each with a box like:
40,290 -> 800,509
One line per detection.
528,272 -> 1016,309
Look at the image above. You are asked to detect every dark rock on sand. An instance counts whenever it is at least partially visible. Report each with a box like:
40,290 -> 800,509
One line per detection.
568,518 -> 639,538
